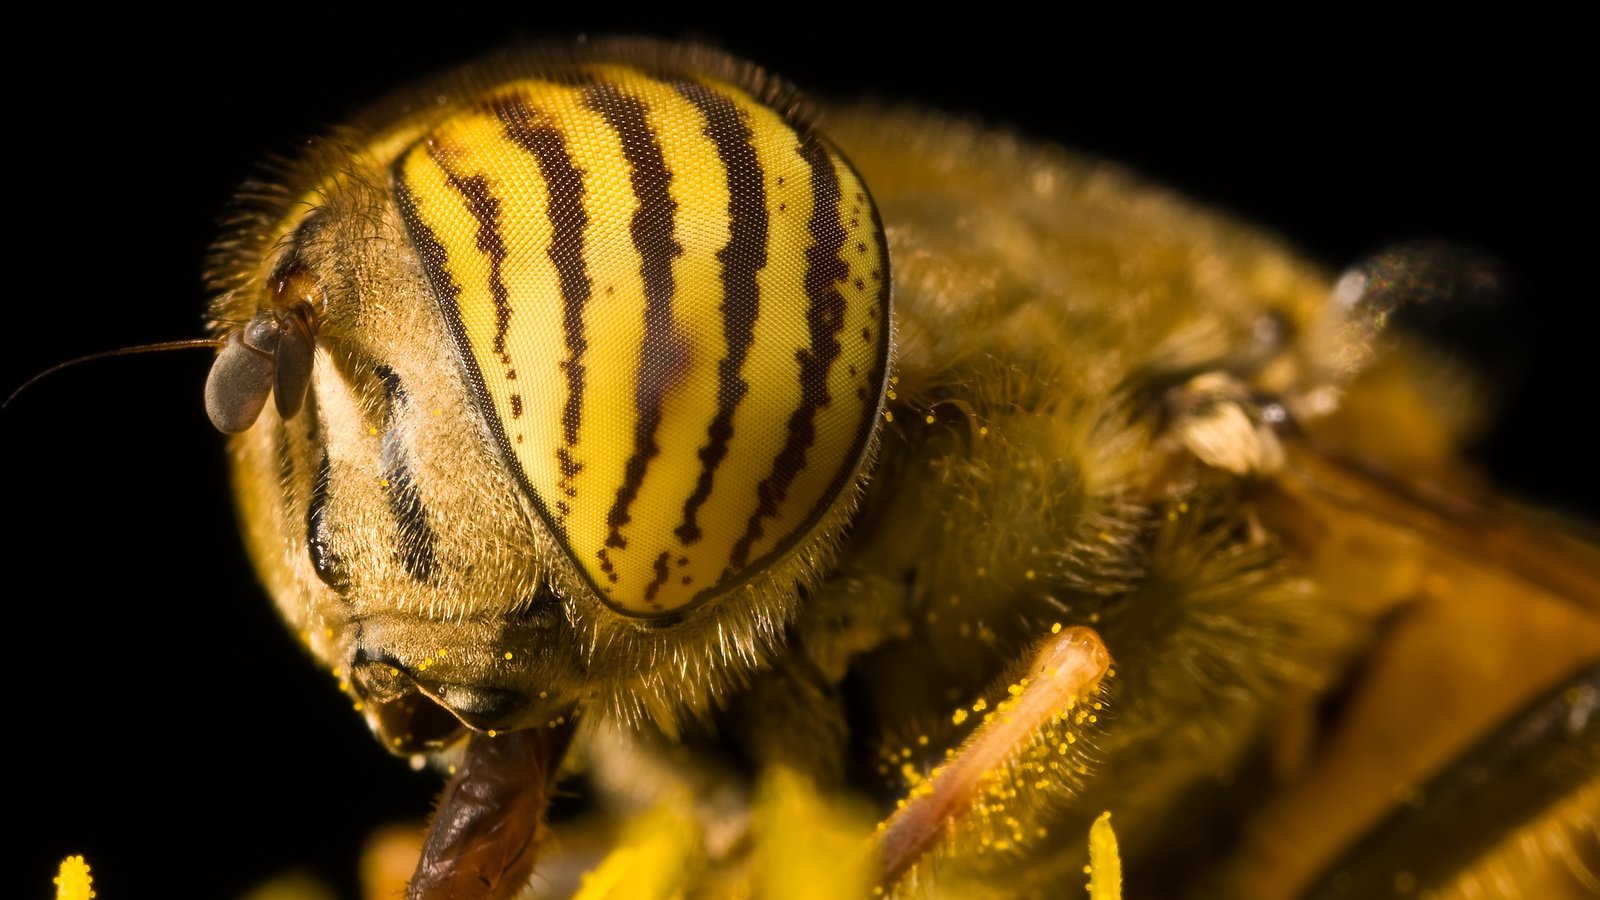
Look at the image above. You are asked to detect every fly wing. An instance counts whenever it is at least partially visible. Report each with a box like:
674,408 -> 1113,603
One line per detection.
1237,436 -> 1600,899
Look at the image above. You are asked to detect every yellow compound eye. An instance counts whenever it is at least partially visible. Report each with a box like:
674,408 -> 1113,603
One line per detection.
395,63 -> 890,615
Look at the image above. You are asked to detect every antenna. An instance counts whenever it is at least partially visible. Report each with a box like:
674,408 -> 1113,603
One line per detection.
3,339 -> 224,410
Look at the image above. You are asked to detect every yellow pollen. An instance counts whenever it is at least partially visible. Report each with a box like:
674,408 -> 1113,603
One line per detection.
1051,622 -> 1063,634
1088,811 -> 1123,900
504,651 -> 514,660
54,855 -> 94,900
952,708 -> 969,725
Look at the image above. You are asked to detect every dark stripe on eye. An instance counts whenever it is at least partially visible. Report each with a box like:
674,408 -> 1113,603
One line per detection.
491,94 -> 593,450
428,145 -> 515,374
797,184 -> 890,541
672,80 -> 769,546
585,81 -> 685,556
394,180 -> 464,313
728,135 -> 848,571
643,550 -> 672,604
393,167 -> 579,556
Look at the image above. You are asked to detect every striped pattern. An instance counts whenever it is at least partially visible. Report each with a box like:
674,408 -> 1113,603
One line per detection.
395,62 -> 889,615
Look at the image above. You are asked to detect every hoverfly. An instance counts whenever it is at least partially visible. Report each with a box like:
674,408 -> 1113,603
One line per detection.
10,19 -> 1596,900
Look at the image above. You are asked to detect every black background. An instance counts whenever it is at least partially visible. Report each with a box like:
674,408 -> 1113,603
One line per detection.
5,11 -> 1593,900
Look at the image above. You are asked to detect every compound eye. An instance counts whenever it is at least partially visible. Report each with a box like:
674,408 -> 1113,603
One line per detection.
395,65 -> 890,615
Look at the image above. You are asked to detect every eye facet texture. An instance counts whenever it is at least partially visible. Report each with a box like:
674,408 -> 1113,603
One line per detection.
395,64 -> 890,615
